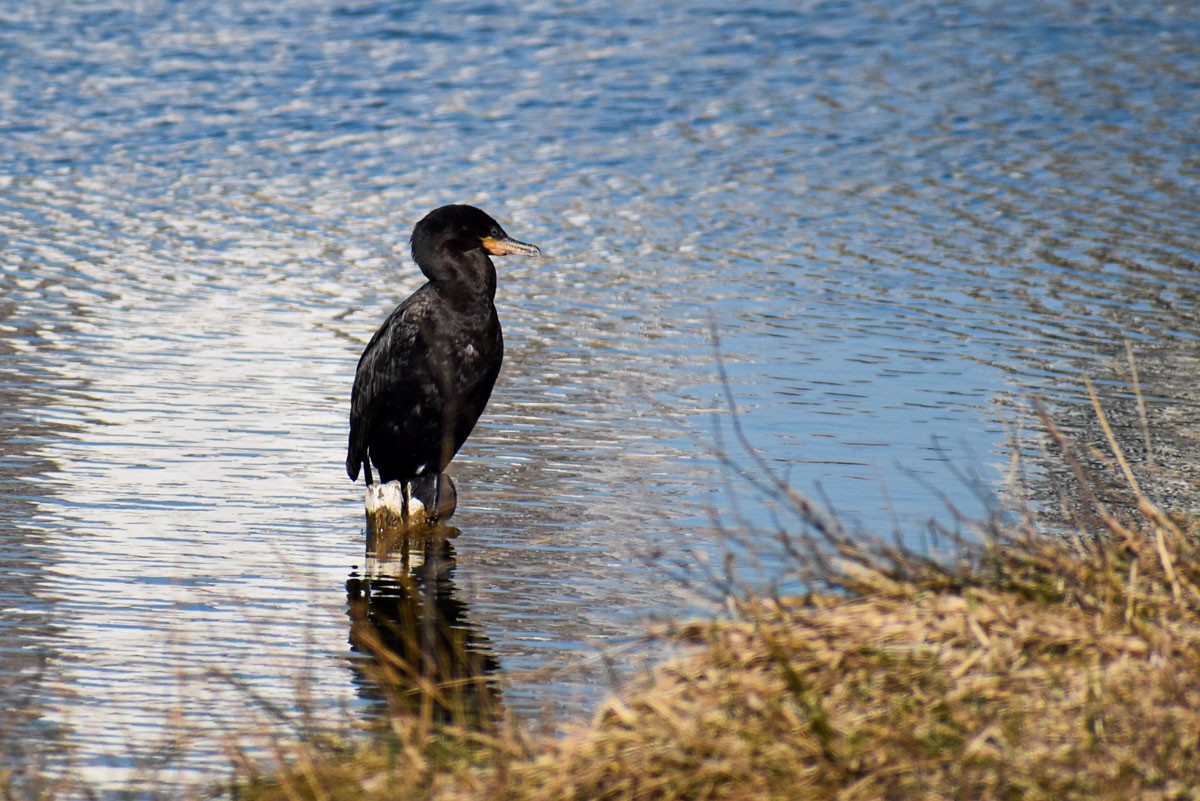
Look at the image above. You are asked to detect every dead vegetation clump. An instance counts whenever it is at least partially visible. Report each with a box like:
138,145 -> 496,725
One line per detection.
572,526 -> 1200,801
238,392 -> 1200,801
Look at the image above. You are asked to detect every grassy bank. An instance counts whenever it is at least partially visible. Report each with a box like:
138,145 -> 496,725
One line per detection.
237,400 -> 1200,801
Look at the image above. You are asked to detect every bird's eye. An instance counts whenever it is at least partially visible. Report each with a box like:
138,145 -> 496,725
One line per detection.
490,228 -> 500,238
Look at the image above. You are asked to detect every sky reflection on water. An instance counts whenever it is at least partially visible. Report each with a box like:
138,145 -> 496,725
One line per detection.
0,0 -> 1197,789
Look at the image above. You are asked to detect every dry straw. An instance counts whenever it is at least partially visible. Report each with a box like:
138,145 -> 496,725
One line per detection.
11,381 -> 1200,801
236,384 -> 1200,801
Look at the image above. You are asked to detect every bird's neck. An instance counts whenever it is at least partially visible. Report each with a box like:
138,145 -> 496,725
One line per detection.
430,254 -> 497,304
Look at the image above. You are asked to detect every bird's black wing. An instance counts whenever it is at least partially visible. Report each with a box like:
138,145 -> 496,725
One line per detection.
346,292 -> 425,482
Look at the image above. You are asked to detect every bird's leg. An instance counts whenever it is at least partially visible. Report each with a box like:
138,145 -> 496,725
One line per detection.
364,461 -> 374,486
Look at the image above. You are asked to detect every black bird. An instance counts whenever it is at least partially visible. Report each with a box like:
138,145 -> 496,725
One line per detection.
346,204 -> 540,489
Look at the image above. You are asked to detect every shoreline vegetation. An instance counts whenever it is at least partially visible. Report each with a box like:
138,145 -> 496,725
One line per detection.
234,392 -> 1200,801
8,389 -> 1200,800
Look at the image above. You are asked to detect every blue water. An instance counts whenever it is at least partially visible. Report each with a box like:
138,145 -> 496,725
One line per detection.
1,0 -> 1197,791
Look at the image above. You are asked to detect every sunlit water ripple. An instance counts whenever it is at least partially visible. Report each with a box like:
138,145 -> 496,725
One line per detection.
0,0 -> 1197,791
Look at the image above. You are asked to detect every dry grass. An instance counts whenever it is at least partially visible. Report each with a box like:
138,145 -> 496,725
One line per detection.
4,380 -> 1195,800
235,394 -> 1200,801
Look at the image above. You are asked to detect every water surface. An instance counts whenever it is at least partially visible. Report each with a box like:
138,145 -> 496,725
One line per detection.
1,0 -> 1197,790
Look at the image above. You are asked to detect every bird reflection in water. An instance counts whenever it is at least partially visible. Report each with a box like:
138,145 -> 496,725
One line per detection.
346,524 -> 500,727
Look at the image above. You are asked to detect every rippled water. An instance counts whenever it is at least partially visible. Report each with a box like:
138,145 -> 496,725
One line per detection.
1,0 -> 1198,791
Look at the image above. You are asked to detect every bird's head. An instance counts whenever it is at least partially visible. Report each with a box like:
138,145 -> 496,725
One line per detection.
411,205 -> 540,281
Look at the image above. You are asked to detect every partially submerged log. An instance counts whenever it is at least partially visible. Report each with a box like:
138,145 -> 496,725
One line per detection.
364,472 -> 457,536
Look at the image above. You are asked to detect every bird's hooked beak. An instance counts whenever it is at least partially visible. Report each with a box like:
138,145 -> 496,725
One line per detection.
481,234 -> 541,257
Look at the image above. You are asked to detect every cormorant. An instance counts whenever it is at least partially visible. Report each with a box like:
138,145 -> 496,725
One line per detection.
346,204 -> 540,492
